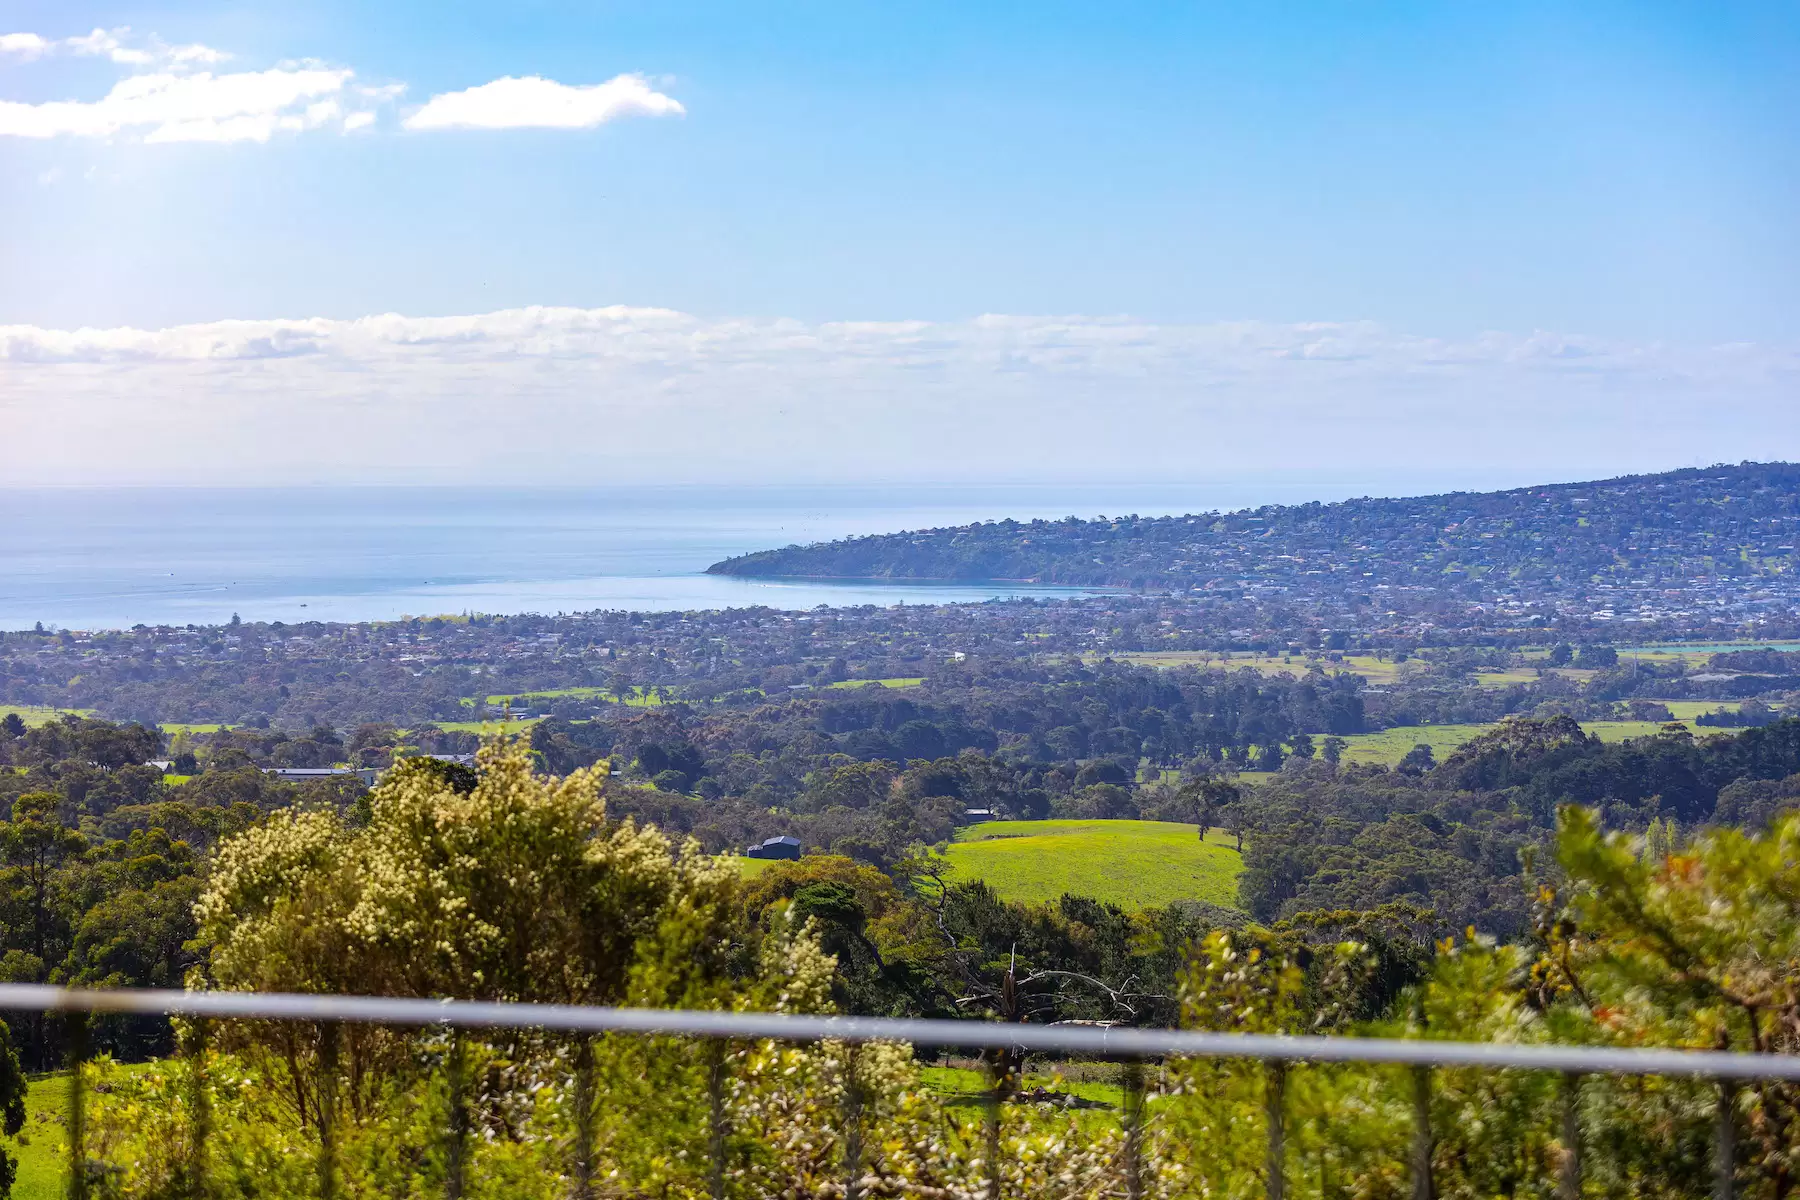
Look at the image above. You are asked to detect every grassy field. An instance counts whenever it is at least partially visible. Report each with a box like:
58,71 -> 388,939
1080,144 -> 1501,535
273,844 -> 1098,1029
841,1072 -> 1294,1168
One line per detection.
1620,641 -> 1800,658
1101,650 -> 1415,682
436,718 -> 541,734
825,677 -> 925,690
480,686 -> 668,710
1474,668 -> 1547,687
921,1063 -> 1124,1108
1657,700 -> 1751,721
0,706 -> 94,728
921,1063 -> 1126,1131
15,1072 -> 70,1200
1102,651 -> 1609,690
942,820 -> 1242,911
1326,718 -> 1725,768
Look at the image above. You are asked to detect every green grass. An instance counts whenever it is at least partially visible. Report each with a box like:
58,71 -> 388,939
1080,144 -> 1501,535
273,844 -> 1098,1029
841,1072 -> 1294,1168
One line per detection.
435,718 -> 541,734
738,857 -> 779,878
14,1072 -> 70,1200
482,686 -> 669,709
484,687 -> 608,704
158,722 -> 229,734
1328,719 -> 1731,768
824,677 -> 925,690
0,706 -> 94,729
1332,724 -> 1516,766
1655,700 -> 1755,721
919,1064 -> 1129,1135
1620,641 -> 1800,656
13,1064 -> 165,1199
922,1063 -> 1124,1105
1473,668 -> 1542,687
942,820 -> 1242,911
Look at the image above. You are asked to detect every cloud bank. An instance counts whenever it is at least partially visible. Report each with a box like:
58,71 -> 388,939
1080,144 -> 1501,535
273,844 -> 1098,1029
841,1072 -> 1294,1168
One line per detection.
1,307 -> 1794,485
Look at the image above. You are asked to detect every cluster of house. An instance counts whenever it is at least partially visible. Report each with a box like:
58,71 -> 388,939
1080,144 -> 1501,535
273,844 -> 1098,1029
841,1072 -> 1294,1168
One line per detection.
260,753 -> 476,788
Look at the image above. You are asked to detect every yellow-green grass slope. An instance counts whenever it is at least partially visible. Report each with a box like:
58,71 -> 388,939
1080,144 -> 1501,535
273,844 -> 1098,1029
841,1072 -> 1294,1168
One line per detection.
941,820 -> 1242,911
0,706 -> 94,729
14,1072 -> 71,1200
1327,718 -> 1741,768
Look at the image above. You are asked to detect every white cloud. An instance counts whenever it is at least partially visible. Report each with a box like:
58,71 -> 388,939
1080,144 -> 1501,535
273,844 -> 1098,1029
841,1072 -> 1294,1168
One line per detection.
0,32 -> 51,59
0,65 -> 359,141
0,34 -> 676,143
1,307 -> 1795,487
0,28 -> 399,142
63,27 -> 227,67
403,73 -> 682,130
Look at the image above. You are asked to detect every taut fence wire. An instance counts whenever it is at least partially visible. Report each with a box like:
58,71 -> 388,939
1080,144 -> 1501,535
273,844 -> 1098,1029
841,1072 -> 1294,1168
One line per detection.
0,983 -> 1787,1200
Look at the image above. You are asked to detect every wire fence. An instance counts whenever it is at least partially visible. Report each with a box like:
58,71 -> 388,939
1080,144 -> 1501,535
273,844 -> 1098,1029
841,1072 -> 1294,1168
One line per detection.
0,984 -> 1785,1200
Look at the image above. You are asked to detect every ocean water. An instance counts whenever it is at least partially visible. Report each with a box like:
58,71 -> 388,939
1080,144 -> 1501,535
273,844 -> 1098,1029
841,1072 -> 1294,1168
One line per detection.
0,475 -> 1518,630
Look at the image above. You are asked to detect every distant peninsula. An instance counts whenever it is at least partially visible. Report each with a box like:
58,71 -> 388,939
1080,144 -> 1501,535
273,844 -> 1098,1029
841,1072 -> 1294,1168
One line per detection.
706,461 -> 1800,594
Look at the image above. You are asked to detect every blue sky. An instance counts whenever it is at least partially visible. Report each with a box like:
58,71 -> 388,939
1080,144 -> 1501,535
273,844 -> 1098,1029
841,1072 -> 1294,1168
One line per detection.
1,2 -> 1797,486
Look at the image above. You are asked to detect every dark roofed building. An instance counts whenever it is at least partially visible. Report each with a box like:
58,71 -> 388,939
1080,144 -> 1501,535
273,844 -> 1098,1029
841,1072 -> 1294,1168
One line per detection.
743,835 -> 801,861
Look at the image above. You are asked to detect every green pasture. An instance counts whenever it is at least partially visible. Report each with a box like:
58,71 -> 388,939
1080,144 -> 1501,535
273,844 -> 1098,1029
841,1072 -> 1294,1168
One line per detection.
482,686 -> 668,710
1620,641 -> 1800,658
1103,650 -> 1387,680
1330,723 -> 1520,767
920,1063 -> 1127,1131
484,686 -> 608,705
1656,700 -> 1756,722
1,706 -> 94,728
14,1072 -> 67,1200
1107,651 -> 1577,689
824,677 -> 925,690
942,820 -> 1242,911
1610,649 -> 1709,668
1326,718 -> 1732,768
14,1064 -> 165,1199
1474,668 -> 1542,687
921,1063 -> 1123,1108
436,718 -> 541,735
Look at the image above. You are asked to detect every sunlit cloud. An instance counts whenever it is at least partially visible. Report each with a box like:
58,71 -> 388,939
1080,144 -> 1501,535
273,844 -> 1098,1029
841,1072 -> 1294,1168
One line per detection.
0,31 -> 672,143
0,65 -> 363,142
0,32 -> 51,60
403,73 -> 683,130
62,26 -> 228,67
0,27 -> 396,142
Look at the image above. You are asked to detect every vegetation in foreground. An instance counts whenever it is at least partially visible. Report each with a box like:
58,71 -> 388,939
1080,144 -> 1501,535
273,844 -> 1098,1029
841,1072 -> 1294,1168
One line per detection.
25,741 -> 1800,1200
6,702 -> 1800,1192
